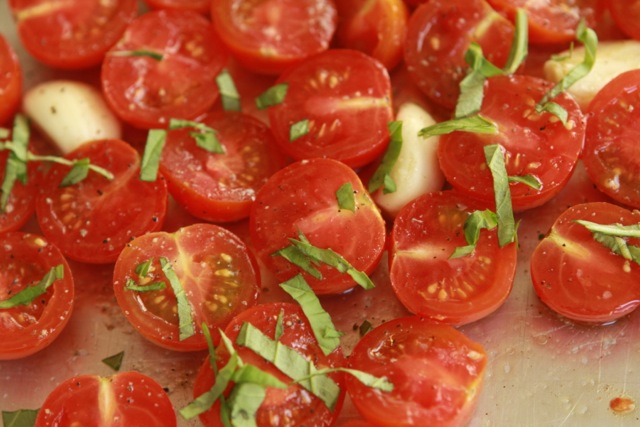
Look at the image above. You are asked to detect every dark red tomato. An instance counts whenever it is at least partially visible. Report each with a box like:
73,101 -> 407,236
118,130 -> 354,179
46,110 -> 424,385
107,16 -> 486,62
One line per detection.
486,0 -> 601,45
608,0 -> 640,40
334,0 -> 409,70
0,33 -> 21,125
0,149 -> 38,234
389,191 -> 517,325
193,302 -> 346,427
101,10 -> 228,129
0,232 -> 74,360
34,371 -> 176,426
113,223 -> 260,351
438,74 -> 585,212
249,158 -> 386,295
404,0 -> 514,110
159,111 -> 287,223
346,316 -> 487,427
210,0 -> 337,75
267,49 -> 393,168
35,139 -> 168,264
142,0 -> 211,14
583,69 -> 640,209
531,202 -> 640,324
9,0 -> 137,69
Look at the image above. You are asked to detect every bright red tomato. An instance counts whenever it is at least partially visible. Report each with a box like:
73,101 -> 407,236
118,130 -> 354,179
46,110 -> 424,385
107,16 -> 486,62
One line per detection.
583,69 -> 640,209
142,0 -> 211,14
608,0 -> 640,40
267,49 -> 393,168
113,223 -> 260,351
34,371 -> 176,426
346,316 -> 487,427
159,111 -> 287,223
210,0 -> 337,75
334,0 -> 409,70
249,158 -> 386,295
486,0 -> 601,45
0,232 -> 74,360
9,0 -> 137,69
389,191 -> 517,325
404,0 -> 515,110
35,139 -> 168,264
101,9 -> 229,129
437,74 -> 585,212
0,148 -> 38,234
193,302 -> 346,427
0,33 -> 21,125
531,202 -> 640,324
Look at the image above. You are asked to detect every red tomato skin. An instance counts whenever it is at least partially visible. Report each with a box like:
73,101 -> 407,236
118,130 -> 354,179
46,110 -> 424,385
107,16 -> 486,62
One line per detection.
101,10 -> 229,129
583,69 -> 640,209
193,302 -> 346,427
346,316 -> 487,427
34,372 -> 177,427
531,202 -> 640,324
0,150 -> 38,234
211,0 -> 338,75
267,49 -> 394,168
437,74 -> 585,212
404,0 -> 515,110
0,232 -> 74,360
0,34 -> 22,126
9,0 -> 138,69
142,0 -> 211,14
159,111 -> 287,223
249,158 -> 387,295
389,191 -> 517,325
608,0 -> 640,40
113,223 -> 260,351
35,139 -> 168,264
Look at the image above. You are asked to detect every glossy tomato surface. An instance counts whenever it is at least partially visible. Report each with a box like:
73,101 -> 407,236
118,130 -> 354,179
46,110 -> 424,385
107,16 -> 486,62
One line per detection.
35,139 -> 168,264
438,74 -> 585,211
0,148 -> 37,234
159,111 -> 287,223
250,158 -> 386,295
267,49 -> 393,168
389,191 -> 517,325
0,33 -> 21,125
101,9 -> 228,129
0,232 -> 74,360
9,0 -> 137,69
34,371 -> 176,426
142,0 -> 211,14
531,202 -> 640,324
113,223 -> 260,351
193,302 -> 346,427
346,316 -> 487,427
583,69 -> 640,209
608,0 -> 640,40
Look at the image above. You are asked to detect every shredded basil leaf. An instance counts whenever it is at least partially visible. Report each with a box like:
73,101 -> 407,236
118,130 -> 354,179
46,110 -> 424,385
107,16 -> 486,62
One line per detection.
294,367 -> 393,393
2,409 -> 39,427
0,265 -> 64,309
274,308 -> 285,340
135,259 -> 153,277
290,119 -> 310,141
227,383 -> 265,427
456,44 -> 502,118
368,121 -> 402,194
255,83 -> 288,109
101,351 -> 125,371
124,280 -> 166,292
502,9 -> 529,74
60,158 -> 90,187
140,129 -> 166,182
418,115 -> 497,138
508,174 -> 542,189
1,114 -> 29,211
111,50 -> 164,61
159,257 -> 195,341
169,119 -> 224,154
576,220 -> 640,266
216,69 -> 241,112
336,182 -> 356,213
536,101 -> 569,126
484,144 -> 516,247
449,209 -> 498,259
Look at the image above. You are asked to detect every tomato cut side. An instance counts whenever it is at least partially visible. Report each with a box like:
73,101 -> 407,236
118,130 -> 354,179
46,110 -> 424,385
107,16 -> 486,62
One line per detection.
0,149 -> 38,234
142,0 -> 211,14
346,316 -> 487,427
0,33 -> 21,126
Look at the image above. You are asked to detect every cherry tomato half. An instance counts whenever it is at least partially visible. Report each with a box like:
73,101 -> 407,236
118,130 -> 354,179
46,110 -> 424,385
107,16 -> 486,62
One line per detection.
0,33 -> 22,125
608,0 -> 640,40
0,147 -> 38,234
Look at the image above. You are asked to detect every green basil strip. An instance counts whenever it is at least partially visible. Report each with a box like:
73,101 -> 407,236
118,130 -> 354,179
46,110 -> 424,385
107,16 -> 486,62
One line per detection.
279,275 -> 343,356
336,182 -> 356,213
110,50 -> 164,61
255,83 -> 288,109
60,158 -> 90,187
140,129 -> 166,182
169,119 -> 224,154
502,8 -> 529,74
1,115 -> 30,211
101,351 -> 125,371
536,101 -> 569,126
29,153 -> 114,184
2,409 -> 39,427
576,220 -> 640,266
216,69 -> 241,112
0,265 -> 64,309
508,174 -> 542,190
135,259 -> 153,277
231,364 -> 287,389
295,367 -> 393,392
368,121 -> 402,194
289,119 -> 310,141
274,308 -> 285,340
124,281 -> 166,292
449,209 -> 498,259
484,144 -> 516,247
456,43 -> 503,118
273,244 -> 323,279
418,115 -> 498,138
159,257 -> 195,341
575,220 -> 640,238
236,322 -> 341,411
227,383 -> 266,427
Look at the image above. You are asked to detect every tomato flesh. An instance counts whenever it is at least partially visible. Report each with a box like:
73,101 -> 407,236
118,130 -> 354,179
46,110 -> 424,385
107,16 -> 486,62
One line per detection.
608,0 -> 640,40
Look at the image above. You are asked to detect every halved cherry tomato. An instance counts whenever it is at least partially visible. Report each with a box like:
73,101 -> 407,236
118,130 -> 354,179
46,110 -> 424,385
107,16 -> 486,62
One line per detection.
0,33 -> 21,125
113,223 -> 260,351
389,191 -> 517,325
0,232 -> 74,360
142,0 -> 211,14
583,69 -> 640,209
404,0 -> 515,110
35,139 -> 168,264
267,49 -> 393,168
346,316 -> 487,427
159,111 -> 287,223
210,0 -> 337,75
437,74 -> 585,212
193,302 -> 346,427
34,371 -> 176,426
0,148 -> 38,234
9,0 -> 137,69
531,202 -> 640,324
101,9 -> 228,129
608,0 -> 640,40
249,158 -> 386,295
334,0 -> 409,70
